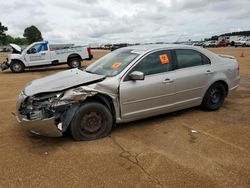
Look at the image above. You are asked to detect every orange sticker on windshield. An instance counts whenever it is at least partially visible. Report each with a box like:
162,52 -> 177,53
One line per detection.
159,54 -> 169,64
112,62 -> 121,69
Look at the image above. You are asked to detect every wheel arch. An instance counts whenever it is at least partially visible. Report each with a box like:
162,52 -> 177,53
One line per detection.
205,80 -> 229,98
213,80 -> 228,96
67,53 -> 82,63
85,94 -> 116,119
61,93 -> 116,134
10,59 -> 25,67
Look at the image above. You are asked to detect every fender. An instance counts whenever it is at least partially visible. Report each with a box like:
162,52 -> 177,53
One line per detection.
60,103 -> 81,132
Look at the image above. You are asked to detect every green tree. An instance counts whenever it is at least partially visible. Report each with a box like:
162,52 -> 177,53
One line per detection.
0,22 -> 8,45
23,25 -> 43,44
13,37 -> 28,45
5,35 -> 14,44
5,35 -> 28,45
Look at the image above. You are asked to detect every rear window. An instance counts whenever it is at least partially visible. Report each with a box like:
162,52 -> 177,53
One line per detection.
175,49 -> 210,69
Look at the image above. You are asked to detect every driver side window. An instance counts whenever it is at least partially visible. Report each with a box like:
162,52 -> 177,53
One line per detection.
131,50 -> 173,76
29,44 -> 48,54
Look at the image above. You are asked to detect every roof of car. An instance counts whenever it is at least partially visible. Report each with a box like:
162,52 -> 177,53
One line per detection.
124,44 -> 201,54
119,43 -> 218,61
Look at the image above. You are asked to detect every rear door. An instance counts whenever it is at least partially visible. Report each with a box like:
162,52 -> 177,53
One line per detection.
25,43 -> 51,66
172,49 -> 212,108
119,50 -> 176,122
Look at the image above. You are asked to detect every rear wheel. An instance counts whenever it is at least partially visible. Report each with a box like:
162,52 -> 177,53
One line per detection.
70,102 -> 113,141
10,61 -> 25,73
68,57 -> 81,68
201,83 -> 226,111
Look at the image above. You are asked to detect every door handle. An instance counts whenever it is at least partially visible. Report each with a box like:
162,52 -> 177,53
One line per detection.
206,70 -> 214,75
41,52 -> 46,55
163,78 -> 174,84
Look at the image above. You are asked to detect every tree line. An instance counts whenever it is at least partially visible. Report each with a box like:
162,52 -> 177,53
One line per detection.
205,30 -> 250,41
0,22 -> 43,45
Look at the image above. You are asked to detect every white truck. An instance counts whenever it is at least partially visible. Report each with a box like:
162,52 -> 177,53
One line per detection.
0,41 -> 93,73
234,39 -> 250,47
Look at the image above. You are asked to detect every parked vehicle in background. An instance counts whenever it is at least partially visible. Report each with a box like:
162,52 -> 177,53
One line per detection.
0,41 -> 93,73
192,42 -> 204,46
15,44 -> 240,140
215,40 -> 227,47
203,40 -> 217,48
111,43 -> 128,51
235,39 -> 250,47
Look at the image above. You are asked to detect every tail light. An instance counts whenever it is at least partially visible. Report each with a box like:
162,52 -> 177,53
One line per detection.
87,47 -> 92,56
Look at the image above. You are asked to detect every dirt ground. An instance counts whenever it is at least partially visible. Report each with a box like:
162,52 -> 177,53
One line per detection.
0,47 -> 249,188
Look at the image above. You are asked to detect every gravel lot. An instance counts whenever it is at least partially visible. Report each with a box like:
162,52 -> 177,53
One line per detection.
0,48 -> 249,188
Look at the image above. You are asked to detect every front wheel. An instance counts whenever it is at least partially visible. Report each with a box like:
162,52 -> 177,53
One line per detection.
10,61 -> 25,73
70,102 -> 113,141
201,83 -> 226,111
68,57 -> 81,68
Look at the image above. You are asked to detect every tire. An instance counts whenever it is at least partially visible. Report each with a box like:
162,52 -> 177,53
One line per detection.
201,82 -> 226,111
68,57 -> 81,68
70,102 -> 113,141
10,61 -> 25,73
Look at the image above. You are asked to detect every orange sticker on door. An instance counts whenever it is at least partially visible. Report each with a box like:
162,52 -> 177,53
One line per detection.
159,54 -> 169,64
112,62 -> 121,69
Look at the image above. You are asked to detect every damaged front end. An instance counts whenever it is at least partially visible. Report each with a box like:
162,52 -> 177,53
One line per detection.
16,87 -> 98,137
0,59 -> 10,71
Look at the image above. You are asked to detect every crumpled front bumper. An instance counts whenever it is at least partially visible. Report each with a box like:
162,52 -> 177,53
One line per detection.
0,61 -> 10,71
16,92 -> 62,137
16,115 -> 63,137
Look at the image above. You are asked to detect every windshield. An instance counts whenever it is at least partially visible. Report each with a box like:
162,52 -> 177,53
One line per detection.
85,49 -> 139,76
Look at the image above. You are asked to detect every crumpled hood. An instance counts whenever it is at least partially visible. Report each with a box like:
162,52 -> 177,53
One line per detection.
10,43 -> 22,53
23,69 -> 106,96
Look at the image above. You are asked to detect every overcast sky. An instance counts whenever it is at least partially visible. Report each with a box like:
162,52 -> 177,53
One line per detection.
1,0 -> 250,44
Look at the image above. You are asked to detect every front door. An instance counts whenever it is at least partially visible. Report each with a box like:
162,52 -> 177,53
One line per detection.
119,50 -> 176,122
25,43 -> 51,66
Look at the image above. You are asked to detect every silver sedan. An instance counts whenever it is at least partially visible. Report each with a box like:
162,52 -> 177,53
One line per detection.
16,44 -> 240,140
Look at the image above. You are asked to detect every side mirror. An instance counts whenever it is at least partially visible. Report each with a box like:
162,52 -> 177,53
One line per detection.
129,71 -> 145,81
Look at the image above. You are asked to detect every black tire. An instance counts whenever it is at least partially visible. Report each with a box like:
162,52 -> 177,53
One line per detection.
70,102 -> 113,141
201,82 -> 226,111
68,57 -> 81,68
10,60 -> 25,73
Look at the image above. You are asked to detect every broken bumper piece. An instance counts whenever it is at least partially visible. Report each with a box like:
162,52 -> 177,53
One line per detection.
0,61 -> 9,71
16,115 -> 63,137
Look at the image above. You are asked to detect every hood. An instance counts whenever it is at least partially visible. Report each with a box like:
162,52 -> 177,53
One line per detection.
23,69 -> 106,96
10,43 -> 22,53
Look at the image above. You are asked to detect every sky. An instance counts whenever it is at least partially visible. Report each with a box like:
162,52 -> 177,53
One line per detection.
0,0 -> 250,45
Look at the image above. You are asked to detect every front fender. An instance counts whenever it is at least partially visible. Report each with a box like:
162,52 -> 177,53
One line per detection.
60,103 -> 81,132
